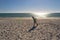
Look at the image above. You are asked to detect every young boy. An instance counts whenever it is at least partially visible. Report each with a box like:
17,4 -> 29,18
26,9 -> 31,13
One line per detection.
28,16 -> 38,32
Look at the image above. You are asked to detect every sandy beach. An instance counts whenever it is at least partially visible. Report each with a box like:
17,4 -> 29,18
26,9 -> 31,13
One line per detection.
0,18 -> 60,40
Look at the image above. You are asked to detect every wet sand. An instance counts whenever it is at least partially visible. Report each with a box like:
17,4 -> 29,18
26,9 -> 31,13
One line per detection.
0,18 -> 60,40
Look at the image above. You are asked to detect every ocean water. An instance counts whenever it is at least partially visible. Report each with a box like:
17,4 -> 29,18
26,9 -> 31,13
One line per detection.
0,13 -> 60,18
46,13 -> 60,17
0,13 -> 34,17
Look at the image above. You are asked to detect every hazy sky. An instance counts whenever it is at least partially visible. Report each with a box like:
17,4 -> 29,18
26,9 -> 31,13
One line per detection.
0,0 -> 60,13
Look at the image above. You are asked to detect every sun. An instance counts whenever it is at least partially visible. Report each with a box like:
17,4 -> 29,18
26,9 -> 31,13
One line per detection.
33,12 -> 48,18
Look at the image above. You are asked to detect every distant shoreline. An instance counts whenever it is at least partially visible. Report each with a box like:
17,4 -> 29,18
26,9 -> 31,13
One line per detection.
0,17 -> 60,20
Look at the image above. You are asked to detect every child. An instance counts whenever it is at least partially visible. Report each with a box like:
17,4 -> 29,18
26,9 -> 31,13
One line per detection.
28,16 -> 38,32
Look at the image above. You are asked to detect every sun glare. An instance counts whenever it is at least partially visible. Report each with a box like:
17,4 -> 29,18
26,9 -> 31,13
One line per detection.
33,13 -> 48,18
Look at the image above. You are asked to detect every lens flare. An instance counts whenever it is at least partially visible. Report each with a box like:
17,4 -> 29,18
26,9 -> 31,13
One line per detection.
33,12 -> 48,18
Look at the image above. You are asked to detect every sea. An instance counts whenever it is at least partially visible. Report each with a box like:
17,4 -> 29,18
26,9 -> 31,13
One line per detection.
0,13 -> 60,18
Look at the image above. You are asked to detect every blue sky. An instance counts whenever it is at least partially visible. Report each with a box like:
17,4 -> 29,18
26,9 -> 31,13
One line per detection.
0,0 -> 60,13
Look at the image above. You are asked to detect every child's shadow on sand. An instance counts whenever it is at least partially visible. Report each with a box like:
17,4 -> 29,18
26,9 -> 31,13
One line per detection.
28,26 -> 36,32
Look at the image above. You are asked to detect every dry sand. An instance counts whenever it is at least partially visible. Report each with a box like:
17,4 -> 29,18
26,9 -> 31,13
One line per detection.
0,18 -> 60,40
